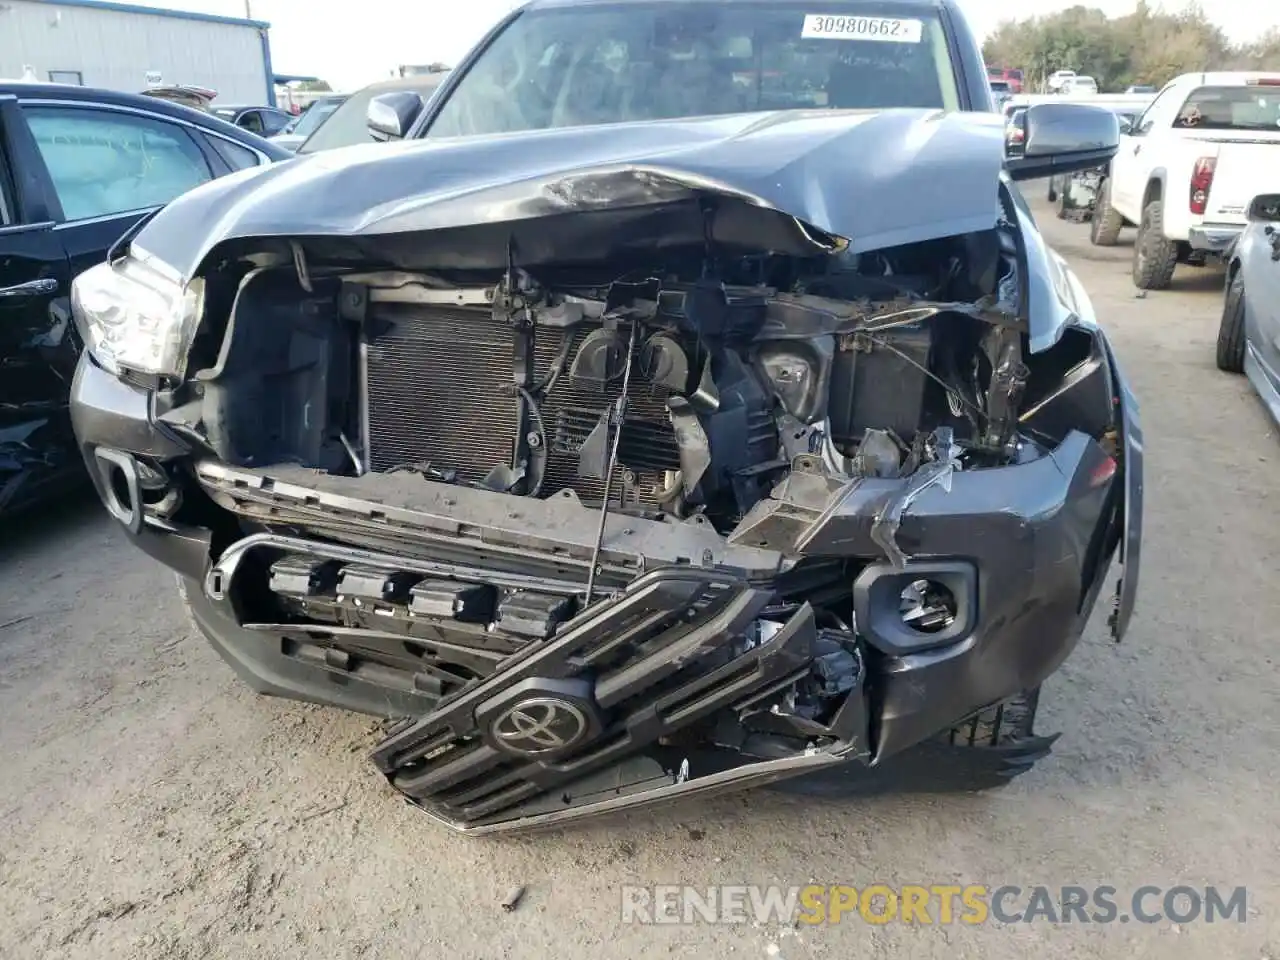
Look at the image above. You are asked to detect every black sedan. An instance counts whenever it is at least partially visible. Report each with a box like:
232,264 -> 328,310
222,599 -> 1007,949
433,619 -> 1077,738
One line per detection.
209,104 -> 295,137
0,82 -> 293,515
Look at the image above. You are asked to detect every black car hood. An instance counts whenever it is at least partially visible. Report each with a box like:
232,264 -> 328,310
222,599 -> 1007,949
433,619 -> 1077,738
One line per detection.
133,108 -> 1009,278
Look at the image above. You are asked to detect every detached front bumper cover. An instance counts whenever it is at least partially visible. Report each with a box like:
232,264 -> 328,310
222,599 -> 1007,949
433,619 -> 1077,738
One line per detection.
180,424 -> 1116,833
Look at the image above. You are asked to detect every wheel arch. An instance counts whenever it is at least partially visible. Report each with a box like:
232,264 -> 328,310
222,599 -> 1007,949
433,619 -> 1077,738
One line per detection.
1226,254 -> 1242,283
1143,170 -> 1167,209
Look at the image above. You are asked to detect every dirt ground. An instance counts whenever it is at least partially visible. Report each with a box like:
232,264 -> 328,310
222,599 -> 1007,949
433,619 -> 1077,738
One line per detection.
1,192 -> 1277,960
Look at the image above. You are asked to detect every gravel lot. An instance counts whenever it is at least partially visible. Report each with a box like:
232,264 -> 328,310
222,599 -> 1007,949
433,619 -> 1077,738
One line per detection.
2,192 -> 1277,960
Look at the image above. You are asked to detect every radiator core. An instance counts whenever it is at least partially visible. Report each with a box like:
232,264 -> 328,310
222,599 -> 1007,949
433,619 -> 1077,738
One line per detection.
365,304 -> 682,505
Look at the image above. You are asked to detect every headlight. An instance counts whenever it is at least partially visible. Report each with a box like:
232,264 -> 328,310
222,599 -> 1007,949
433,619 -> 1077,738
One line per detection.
71,256 -> 204,381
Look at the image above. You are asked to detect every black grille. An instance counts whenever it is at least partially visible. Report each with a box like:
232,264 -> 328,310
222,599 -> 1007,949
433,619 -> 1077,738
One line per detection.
366,304 -> 516,482
370,569 -> 817,829
365,305 -> 682,504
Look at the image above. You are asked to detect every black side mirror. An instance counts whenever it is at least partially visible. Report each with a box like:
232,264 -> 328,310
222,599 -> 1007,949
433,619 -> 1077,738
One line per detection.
1247,194 -> 1280,223
1004,102 -> 1119,182
367,91 -> 425,142
1118,116 -> 1134,135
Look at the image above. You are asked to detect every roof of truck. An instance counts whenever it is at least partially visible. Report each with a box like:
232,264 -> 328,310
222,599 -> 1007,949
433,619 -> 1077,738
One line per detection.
1172,71 -> 1280,87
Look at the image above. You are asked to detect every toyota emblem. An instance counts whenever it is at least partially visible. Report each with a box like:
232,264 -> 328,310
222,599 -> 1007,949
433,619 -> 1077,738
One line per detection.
491,698 -> 589,755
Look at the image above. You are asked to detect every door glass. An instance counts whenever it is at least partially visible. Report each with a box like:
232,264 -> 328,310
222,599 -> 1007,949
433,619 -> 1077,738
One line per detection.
1173,85 -> 1280,131
261,111 -> 289,135
1133,84 -> 1181,134
0,167 -> 11,225
207,134 -> 262,171
22,107 -> 212,221
239,111 -> 266,134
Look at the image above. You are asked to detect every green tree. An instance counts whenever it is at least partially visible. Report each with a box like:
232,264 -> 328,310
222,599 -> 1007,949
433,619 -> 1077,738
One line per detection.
983,5 -> 1273,92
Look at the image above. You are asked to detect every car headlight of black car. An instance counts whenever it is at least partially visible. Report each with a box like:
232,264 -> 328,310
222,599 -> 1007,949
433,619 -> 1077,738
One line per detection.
71,255 -> 204,381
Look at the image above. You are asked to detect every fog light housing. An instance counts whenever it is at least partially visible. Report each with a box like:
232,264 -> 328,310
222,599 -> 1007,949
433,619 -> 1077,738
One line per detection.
853,560 -> 977,655
899,579 -> 958,634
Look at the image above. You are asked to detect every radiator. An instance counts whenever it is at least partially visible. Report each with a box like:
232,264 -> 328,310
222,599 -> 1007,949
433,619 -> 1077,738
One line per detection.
365,304 -> 681,505
365,303 -> 516,483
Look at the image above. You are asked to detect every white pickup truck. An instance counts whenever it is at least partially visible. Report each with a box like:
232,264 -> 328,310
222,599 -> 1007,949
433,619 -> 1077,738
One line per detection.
1090,71 -> 1280,289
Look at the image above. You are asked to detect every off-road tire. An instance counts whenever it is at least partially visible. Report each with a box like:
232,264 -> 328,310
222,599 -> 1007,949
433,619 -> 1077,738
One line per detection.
770,687 -> 1048,798
940,687 -> 1040,748
1216,270 -> 1247,373
1089,178 -> 1123,246
1133,200 -> 1178,290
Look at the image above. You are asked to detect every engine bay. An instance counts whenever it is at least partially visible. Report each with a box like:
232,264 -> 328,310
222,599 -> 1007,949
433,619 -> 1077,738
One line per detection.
176,193 -> 1114,551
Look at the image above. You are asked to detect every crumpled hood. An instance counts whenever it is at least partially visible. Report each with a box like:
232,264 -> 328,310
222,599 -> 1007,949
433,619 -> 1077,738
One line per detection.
134,108 -> 1008,279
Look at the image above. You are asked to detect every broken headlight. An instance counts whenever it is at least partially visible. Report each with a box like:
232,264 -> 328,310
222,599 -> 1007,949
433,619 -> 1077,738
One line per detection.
71,254 -> 204,381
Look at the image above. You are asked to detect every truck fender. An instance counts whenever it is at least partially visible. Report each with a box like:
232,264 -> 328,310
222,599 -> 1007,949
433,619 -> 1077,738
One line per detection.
1141,169 -> 1167,209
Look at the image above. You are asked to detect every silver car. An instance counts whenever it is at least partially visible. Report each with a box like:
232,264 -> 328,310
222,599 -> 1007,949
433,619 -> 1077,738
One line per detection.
1217,193 -> 1280,424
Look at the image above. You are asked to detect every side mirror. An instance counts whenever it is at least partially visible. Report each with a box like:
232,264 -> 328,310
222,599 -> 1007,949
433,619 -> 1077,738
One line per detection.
1118,116 -> 1134,135
367,91 -> 425,142
1004,102 -> 1119,182
1247,194 -> 1280,223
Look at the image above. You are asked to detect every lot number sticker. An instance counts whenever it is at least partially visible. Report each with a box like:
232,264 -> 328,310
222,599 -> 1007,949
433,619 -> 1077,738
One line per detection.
801,15 -> 924,42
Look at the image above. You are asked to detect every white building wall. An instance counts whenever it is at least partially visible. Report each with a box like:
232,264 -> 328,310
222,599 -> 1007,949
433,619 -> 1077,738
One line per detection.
0,1 -> 270,105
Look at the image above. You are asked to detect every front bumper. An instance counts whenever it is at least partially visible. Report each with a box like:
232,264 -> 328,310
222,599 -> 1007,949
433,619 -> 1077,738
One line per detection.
71,355 -> 1120,833
1188,223 -> 1244,253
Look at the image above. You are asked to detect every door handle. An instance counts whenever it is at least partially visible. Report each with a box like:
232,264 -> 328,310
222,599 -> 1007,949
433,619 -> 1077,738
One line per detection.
0,277 -> 59,299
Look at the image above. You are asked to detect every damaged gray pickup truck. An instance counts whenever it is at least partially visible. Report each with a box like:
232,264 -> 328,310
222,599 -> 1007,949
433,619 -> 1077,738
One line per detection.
69,0 -> 1141,834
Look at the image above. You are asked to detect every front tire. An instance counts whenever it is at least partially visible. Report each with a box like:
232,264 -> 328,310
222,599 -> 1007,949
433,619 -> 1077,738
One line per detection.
940,687 -> 1040,749
770,688 -> 1051,797
1216,270 -> 1247,373
1090,178 -> 1123,246
1132,199 -> 1178,290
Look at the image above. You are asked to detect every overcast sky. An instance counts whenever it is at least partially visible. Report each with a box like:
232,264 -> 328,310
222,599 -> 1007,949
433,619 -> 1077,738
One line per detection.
134,0 -> 1280,90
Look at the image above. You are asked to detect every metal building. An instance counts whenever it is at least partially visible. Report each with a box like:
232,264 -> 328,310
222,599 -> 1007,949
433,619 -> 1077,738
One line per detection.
0,0 -> 276,105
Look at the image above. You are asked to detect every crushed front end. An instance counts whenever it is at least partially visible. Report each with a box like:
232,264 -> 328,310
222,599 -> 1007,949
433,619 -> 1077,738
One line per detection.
69,165 -> 1140,834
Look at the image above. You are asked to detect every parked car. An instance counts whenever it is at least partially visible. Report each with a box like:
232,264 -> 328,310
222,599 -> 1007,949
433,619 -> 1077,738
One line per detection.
1216,193 -> 1280,424
1047,69 -> 1077,92
141,86 -> 294,137
0,82 -> 292,515
1004,105 -> 1027,153
989,79 -> 1012,110
139,84 -> 218,110
270,94 -> 348,152
1061,75 -> 1098,95
1090,72 -> 1280,290
294,75 -> 448,154
209,104 -> 294,137
986,65 -> 1023,94
70,0 -> 1139,836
